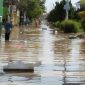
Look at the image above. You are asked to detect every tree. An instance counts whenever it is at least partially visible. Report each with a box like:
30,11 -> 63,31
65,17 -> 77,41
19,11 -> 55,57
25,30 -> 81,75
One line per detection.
47,0 -> 77,22
18,0 -> 45,22
79,0 -> 85,10
73,0 -> 85,20
69,0 -> 75,19
26,0 -> 43,19
78,11 -> 85,19
47,0 -> 66,22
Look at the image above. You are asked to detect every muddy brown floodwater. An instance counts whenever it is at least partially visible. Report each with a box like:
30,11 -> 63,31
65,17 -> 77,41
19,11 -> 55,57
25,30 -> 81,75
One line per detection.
0,21 -> 85,85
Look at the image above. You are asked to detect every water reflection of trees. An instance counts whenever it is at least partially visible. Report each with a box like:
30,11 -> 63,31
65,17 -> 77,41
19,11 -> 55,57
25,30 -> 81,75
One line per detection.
53,37 -> 85,84
54,38 -> 70,84
80,41 -> 85,54
54,40 -> 69,56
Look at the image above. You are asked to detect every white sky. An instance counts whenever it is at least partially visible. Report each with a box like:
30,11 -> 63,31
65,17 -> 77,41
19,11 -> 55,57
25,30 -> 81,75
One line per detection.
45,0 -> 80,13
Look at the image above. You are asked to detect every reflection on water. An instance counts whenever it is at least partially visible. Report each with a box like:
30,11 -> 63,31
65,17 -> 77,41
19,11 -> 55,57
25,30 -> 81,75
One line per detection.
0,22 -> 85,85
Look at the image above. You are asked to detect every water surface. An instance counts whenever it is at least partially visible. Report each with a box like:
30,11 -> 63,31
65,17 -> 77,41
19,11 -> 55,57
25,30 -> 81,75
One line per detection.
0,22 -> 85,85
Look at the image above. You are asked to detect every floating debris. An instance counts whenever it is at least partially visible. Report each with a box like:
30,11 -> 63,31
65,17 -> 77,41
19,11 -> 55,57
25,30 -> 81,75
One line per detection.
3,61 -> 41,73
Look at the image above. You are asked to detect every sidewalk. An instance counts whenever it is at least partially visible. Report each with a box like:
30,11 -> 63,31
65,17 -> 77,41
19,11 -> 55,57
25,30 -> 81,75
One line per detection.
10,24 -> 41,41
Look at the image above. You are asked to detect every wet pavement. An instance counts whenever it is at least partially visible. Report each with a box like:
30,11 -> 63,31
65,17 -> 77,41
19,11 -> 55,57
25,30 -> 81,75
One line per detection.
0,21 -> 85,85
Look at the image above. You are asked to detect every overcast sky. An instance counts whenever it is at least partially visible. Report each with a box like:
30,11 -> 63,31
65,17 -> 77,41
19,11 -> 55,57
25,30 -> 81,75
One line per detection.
45,0 -> 80,13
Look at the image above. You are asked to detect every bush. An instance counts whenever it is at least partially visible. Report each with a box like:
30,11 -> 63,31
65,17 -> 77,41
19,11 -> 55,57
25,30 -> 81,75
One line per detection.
81,18 -> 85,31
78,11 -> 85,20
52,21 -> 61,28
61,20 -> 82,33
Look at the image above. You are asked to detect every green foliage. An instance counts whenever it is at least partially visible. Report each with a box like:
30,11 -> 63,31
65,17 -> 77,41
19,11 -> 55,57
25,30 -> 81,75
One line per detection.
3,7 -> 8,17
79,0 -> 85,10
0,0 -> 3,16
47,0 -> 66,22
47,0 -> 76,22
69,1 -> 75,19
81,18 -> 85,31
78,11 -> 85,19
18,0 -> 45,20
53,21 -> 61,28
47,9 -> 57,22
78,11 -> 85,31
80,0 -> 85,4
73,10 -> 80,20
61,20 -> 82,33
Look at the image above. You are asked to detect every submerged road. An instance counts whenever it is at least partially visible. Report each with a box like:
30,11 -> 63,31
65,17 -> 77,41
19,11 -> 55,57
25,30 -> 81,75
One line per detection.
0,21 -> 85,85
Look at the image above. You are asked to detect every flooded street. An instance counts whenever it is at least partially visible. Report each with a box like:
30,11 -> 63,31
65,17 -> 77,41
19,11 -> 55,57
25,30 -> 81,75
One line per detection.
0,21 -> 85,85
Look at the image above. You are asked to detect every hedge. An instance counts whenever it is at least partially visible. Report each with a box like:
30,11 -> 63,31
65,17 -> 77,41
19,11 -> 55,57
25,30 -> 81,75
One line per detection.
60,20 -> 82,33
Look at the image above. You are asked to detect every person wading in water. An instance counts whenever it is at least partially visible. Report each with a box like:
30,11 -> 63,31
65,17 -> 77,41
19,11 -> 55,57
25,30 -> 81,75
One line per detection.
4,20 -> 12,42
